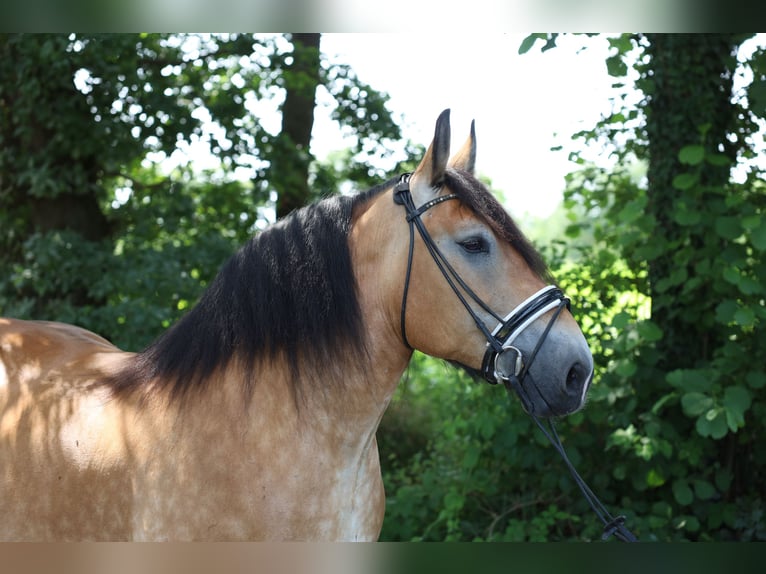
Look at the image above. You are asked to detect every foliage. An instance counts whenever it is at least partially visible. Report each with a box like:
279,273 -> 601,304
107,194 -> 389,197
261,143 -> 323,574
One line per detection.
0,33 -> 399,350
379,354 -> 594,541
379,34 -> 766,541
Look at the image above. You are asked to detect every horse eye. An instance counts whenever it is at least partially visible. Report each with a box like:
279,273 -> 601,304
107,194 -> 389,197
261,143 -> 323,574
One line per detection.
458,236 -> 489,254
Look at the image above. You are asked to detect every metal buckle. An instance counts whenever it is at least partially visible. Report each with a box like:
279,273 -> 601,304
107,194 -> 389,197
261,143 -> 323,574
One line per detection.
494,345 -> 523,382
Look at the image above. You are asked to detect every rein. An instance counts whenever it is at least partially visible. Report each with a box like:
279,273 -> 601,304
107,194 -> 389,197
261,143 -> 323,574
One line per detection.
393,173 -> 638,542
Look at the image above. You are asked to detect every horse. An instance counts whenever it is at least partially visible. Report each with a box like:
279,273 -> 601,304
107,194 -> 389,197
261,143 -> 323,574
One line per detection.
0,109 -> 593,541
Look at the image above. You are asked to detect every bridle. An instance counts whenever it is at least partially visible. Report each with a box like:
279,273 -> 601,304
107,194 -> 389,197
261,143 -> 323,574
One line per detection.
393,174 -> 569,409
393,173 -> 638,542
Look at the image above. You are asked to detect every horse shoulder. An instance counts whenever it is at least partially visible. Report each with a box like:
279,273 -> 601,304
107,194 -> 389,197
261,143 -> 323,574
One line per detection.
0,318 -> 143,539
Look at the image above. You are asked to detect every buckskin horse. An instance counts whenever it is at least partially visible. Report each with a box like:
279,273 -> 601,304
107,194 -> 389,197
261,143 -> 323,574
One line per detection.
0,110 -> 593,540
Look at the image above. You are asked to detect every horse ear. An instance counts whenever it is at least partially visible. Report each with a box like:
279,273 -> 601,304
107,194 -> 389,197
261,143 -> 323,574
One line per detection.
411,109 -> 451,199
449,120 -> 476,174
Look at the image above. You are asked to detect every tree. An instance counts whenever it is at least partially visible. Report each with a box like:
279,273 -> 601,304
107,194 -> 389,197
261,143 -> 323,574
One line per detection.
271,33 -> 321,219
378,33 -> 766,542
0,34 -> 203,320
642,34 -> 745,372
523,33 -> 766,540
0,33 -> 401,350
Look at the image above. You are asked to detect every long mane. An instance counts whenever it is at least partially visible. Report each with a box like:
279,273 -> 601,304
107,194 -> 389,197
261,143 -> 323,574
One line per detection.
109,180 -> 394,403
108,171 -> 547,403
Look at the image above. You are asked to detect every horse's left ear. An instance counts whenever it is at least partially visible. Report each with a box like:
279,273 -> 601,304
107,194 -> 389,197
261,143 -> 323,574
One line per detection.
448,120 -> 476,174
411,109 -> 451,202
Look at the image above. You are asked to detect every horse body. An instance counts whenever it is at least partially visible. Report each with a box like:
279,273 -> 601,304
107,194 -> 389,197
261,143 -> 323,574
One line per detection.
0,315 -> 395,540
0,252 -> 412,541
0,110 -> 594,540
0,187 -> 413,541
1,319 -> 135,539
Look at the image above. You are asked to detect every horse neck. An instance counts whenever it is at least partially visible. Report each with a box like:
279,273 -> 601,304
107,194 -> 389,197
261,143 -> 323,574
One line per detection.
156,348 -> 408,459
157,191 -> 412,447
343,189 -> 414,416
242,188 -> 412,439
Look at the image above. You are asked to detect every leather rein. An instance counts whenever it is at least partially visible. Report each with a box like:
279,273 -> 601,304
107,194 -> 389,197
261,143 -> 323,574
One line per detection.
392,173 -> 638,542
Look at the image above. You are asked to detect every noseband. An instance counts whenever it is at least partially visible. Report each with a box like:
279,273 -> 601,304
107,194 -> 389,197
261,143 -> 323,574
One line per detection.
393,173 -> 637,542
393,173 -> 569,413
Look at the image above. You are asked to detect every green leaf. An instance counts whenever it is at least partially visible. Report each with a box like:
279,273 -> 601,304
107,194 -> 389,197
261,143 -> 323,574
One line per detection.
681,392 -> 713,417
617,198 -> 646,224
611,311 -> 632,330
443,490 -> 465,512
675,515 -> 701,532
666,369 -> 712,392
741,215 -> 761,230
692,479 -> 716,500
607,425 -> 637,451
714,216 -> 741,240
678,145 -> 705,166
646,468 -> 666,488
608,34 -> 634,55
715,299 -> 738,324
673,203 -> 701,225
725,408 -> 743,433
462,447 -> 481,470
722,266 -> 741,286
747,77 -> 766,118
651,392 -> 678,415
733,307 -> 756,328
615,359 -> 638,377
541,36 -> 559,52
637,320 -> 663,342
737,275 -> 762,295
672,479 -> 693,506
697,122 -> 713,136
696,409 -> 729,440
715,468 -> 733,492
750,220 -> 766,251
746,371 -> 766,389
705,153 -> 731,167
654,276 -> 672,294
673,173 -> 697,190
606,54 -> 628,77
518,34 -> 545,55
723,385 -> 751,414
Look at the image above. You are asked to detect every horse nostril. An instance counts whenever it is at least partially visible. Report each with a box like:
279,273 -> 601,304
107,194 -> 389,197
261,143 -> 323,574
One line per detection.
566,363 -> 584,393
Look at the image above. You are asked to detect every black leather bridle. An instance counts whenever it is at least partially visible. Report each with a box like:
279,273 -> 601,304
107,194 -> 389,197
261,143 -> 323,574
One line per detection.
393,173 -> 638,542
393,174 -> 571,411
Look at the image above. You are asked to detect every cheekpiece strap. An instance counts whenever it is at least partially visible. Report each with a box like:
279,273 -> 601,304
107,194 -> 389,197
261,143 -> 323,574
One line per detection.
393,173 -> 411,204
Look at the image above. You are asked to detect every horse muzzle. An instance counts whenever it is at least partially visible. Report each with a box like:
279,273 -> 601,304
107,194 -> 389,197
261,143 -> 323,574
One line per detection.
481,286 -> 594,417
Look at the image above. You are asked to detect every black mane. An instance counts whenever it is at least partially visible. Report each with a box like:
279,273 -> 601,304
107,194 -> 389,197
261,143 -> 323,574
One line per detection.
110,180 -> 395,402
109,171 -> 547,403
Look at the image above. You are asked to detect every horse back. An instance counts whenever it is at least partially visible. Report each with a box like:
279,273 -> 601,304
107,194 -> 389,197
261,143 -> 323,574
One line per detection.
0,318 -> 136,540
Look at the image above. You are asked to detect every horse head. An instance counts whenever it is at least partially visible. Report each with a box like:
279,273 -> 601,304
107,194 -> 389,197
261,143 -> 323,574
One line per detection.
390,109 -> 593,417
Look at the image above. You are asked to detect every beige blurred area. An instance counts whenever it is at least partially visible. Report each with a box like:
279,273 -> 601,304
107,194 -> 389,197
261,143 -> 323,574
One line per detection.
2,0 -> 717,31
0,543 -> 388,574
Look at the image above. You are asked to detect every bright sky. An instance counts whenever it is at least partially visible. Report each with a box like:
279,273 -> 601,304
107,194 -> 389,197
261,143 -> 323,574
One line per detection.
172,34 -> 764,222
312,33 -> 621,219
175,33 -> 623,221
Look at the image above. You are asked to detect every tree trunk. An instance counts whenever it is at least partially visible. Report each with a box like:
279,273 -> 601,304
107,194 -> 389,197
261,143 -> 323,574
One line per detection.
643,34 -> 740,371
273,33 -> 322,219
